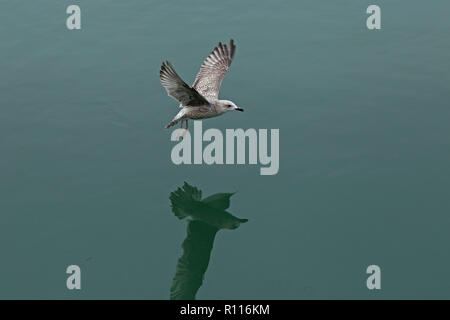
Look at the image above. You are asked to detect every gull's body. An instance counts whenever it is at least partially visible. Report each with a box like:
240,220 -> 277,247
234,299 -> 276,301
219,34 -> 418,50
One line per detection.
159,40 -> 243,130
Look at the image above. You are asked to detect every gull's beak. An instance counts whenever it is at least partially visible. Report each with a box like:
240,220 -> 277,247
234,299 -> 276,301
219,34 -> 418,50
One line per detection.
235,107 -> 244,112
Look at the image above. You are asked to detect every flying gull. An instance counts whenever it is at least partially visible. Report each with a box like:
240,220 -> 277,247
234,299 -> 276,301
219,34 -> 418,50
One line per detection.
159,39 -> 243,132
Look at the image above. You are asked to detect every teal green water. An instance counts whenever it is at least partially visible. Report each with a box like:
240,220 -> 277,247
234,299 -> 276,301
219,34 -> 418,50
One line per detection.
1,0 -> 449,299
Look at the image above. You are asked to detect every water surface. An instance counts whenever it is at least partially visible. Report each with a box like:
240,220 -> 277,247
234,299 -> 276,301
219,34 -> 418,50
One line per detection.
1,0 -> 449,299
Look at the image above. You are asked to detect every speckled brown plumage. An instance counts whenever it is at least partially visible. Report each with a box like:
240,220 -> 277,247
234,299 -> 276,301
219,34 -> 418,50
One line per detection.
160,40 -> 242,129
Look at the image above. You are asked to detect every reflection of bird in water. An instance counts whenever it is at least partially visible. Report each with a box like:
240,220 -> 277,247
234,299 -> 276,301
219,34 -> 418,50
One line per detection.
170,182 -> 248,229
169,182 -> 247,300
160,40 -> 244,135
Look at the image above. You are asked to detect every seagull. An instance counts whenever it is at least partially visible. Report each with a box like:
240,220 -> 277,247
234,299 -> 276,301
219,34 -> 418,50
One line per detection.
159,39 -> 243,132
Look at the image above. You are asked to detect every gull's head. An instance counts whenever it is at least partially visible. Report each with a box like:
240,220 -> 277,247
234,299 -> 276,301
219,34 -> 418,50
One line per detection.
218,100 -> 244,113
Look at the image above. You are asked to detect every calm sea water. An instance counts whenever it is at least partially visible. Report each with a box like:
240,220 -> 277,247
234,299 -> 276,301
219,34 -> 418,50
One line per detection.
1,0 -> 449,299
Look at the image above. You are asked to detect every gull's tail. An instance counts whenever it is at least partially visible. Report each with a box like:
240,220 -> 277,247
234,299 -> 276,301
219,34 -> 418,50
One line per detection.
169,182 -> 202,219
166,109 -> 185,129
166,119 -> 180,129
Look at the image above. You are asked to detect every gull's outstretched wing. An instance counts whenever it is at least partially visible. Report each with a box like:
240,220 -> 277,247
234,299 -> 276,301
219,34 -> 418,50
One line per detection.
160,61 -> 209,107
170,220 -> 218,300
193,39 -> 236,101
